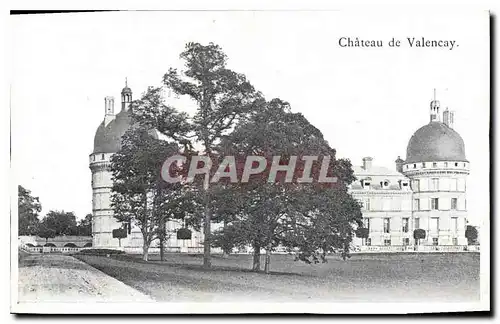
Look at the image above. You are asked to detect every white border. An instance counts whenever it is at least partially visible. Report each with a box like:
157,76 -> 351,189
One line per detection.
5,0 -> 493,316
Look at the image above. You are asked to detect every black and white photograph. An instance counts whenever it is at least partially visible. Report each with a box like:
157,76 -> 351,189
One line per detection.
9,8 -> 490,314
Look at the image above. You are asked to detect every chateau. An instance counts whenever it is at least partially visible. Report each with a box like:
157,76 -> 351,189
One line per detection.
351,92 -> 469,250
90,84 -> 469,252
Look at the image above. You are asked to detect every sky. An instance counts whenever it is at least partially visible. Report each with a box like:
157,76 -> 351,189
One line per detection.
10,10 -> 489,226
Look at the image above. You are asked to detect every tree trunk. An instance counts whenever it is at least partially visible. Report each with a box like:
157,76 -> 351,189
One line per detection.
203,203 -> 212,268
142,241 -> 149,261
264,243 -> 272,274
252,242 -> 261,272
160,236 -> 165,261
221,220 -> 228,258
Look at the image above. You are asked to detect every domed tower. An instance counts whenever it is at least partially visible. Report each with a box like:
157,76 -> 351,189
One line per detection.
402,90 -> 469,247
89,80 -> 135,248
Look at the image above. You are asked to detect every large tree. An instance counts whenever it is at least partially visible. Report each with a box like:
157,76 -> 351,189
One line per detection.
163,42 -> 263,268
18,185 -> 42,236
212,99 -> 362,273
111,86 -> 191,261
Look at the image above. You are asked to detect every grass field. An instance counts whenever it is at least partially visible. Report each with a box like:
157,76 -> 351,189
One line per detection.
76,252 -> 480,302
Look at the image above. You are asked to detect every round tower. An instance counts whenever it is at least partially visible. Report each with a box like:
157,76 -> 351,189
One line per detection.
90,80 -> 134,248
402,90 -> 469,246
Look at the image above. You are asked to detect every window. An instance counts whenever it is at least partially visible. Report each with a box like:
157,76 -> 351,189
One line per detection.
433,162 -> 437,168
455,162 -> 458,167
422,162 -> 426,168
452,238 -> 458,246
450,179 -> 458,191
383,218 -> 391,233
463,163 -> 466,167
363,218 -> 370,232
384,239 -> 392,246
413,164 -> 416,169
451,217 -> 458,233
413,199 -> 420,211
366,238 -> 372,246
444,162 -> 448,167
414,218 -> 420,229
93,155 -> 96,161
431,198 -> 439,210
402,218 -> 409,233
101,153 -> 105,160
412,179 -> 420,191
430,217 -> 439,232
432,237 -> 439,246
363,199 -> 371,211
382,198 -> 392,211
430,178 -> 439,191
451,198 -> 458,210
403,238 -> 410,246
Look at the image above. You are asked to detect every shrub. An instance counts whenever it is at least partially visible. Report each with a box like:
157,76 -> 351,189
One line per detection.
465,225 -> 478,245
77,248 -> 125,256
177,228 -> 192,240
413,229 -> 426,245
355,227 -> 369,239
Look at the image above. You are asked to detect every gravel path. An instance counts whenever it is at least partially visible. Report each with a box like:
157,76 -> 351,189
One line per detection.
17,253 -> 153,302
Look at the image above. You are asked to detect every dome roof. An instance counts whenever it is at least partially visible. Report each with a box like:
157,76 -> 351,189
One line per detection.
121,86 -> 132,94
93,110 -> 132,154
406,122 -> 467,163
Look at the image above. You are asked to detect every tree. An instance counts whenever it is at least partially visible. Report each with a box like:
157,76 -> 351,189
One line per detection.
212,99 -> 362,273
413,228 -> 426,246
465,225 -> 478,245
77,213 -> 92,236
163,42 -> 263,268
112,228 -> 127,247
37,223 -> 56,244
41,210 -> 78,236
111,126 -> 184,261
18,185 -> 41,236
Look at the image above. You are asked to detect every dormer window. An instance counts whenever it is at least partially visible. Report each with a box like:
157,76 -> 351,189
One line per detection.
362,178 -> 371,189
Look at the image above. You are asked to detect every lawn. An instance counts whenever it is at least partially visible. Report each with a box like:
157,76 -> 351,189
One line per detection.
75,252 -> 480,303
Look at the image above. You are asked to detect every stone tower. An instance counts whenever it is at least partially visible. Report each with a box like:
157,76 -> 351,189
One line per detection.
90,81 -> 134,248
402,91 -> 469,246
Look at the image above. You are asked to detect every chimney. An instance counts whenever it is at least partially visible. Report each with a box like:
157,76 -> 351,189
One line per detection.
362,157 -> 373,170
395,156 -> 405,173
104,96 -> 116,126
443,108 -> 455,128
